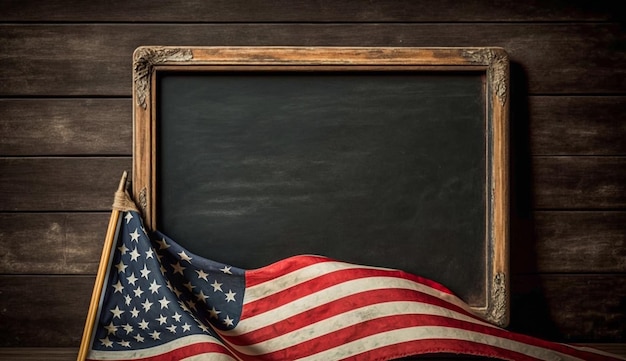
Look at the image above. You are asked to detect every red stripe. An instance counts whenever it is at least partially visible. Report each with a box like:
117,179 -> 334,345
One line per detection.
245,255 -> 332,287
86,341 -> 233,361
244,255 -> 454,295
343,338 -> 542,361
226,312 -> 621,361
241,267 -> 458,321
226,288 -> 480,346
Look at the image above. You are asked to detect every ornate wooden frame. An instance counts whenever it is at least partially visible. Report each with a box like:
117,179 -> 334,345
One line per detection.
132,46 -> 509,326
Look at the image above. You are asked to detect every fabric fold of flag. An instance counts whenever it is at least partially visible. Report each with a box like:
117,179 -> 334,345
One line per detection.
85,210 -> 624,361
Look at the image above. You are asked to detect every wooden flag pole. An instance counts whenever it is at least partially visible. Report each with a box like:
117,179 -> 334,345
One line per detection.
76,171 -> 129,361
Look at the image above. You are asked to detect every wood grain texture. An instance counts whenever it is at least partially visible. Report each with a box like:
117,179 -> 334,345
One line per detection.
0,157 -> 131,211
2,156 -> 623,212
0,99 -> 132,156
511,211 -> 626,273
1,274 -> 623,346
0,213 -> 109,274
532,157 -> 626,209
529,96 -> 626,156
2,211 -> 624,275
2,96 -> 624,156
1,24 -> 624,96
510,274 -> 626,342
0,0 -> 621,22
0,276 -> 93,347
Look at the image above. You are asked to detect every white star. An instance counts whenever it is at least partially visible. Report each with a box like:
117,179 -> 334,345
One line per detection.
122,323 -> 134,334
126,273 -> 138,286
141,299 -> 153,312
110,305 -> 124,319
172,312 -> 182,322
178,251 -> 192,263
186,299 -> 197,311
158,296 -> 171,309
196,290 -> 209,303
138,319 -> 149,330
140,264 -> 151,279
112,280 -> 124,293
115,261 -> 127,273
118,340 -> 131,348
172,287 -> 183,298
195,269 -> 209,281
171,262 -> 186,275
156,314 -> 168,325
183,281 -> 195,292
220,266 -> 232,274
124,212 -> 133,224
124,294 -> 132,306
166,324 -> 177,333
156,238 -> 170,250
129,247 -> 141,262
129,229 -> 140,242
130,307 -> 140,318
105,322 -> 117,335
211,280 -> 223,292
149,330 -> 161,340
99,337 -> 113,348
182,323 -> 191,332
149,280 -> 161,294
223,315 -> 234,327
225,290 -> 236,303
208,307 -> 220,319
145,248 -> 154,259
133,286 -> 144,298
197,323 -> 210,333
118,244 -> 128,255
133,333 -> 145,343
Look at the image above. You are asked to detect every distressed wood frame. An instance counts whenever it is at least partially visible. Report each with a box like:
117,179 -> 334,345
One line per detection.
132,46 -> 510,326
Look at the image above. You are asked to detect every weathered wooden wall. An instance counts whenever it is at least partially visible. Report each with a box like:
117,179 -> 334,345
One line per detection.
0,1 -> 624,358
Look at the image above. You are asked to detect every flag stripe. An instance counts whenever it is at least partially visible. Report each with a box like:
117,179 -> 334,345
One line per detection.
234,275 -> 479,335
223,290 -> 491,347
294,326 -> 586,361
87,335 -> 235,361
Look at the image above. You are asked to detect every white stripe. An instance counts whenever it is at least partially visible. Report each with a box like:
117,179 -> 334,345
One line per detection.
244,260 -> 392,302
566,344 -> 626,360
245,262 -> 472,315
87,334 -> 229,360
222,300 -> 495,356
181,353 -> 237,361
225,276 -> 482,335
295,326 -> 585,361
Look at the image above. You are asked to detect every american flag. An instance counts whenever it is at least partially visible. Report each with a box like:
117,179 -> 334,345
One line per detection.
85,210 -> 624,361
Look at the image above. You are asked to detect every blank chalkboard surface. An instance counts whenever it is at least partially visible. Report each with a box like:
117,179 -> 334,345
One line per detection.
132,47 -> 509,325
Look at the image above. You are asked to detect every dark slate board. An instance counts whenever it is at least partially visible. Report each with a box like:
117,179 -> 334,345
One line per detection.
156,71 -> 487,305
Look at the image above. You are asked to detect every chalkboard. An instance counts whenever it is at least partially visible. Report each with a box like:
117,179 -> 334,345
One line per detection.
132,47 -> 510,326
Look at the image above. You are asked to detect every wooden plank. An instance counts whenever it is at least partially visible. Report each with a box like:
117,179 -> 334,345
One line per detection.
0,0 -> 619,22
1,274 -> 623,346
0,157 -> 131,211
0,24 -> 624,96
510,274 -> 626,342
0,275 -> 93,347
0,213 -> 109,274
529,96 -> 626,156
0,99 -> 132,156
511,211 -> 626,274
1,156 -> 624,211
532,157 -> 626,209
2,210 -> 625,275
1,96 -> 624,156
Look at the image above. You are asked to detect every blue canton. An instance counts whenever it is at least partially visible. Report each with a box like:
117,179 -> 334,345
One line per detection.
90,211 -> 245,351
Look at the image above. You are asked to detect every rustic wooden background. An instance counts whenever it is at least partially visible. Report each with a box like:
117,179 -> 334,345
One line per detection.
0,1 -> 624,359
